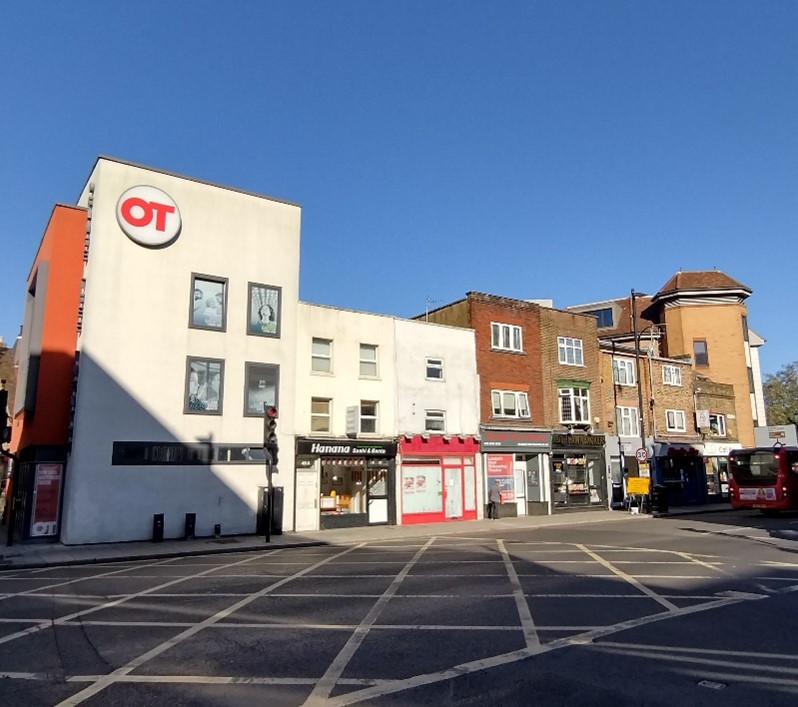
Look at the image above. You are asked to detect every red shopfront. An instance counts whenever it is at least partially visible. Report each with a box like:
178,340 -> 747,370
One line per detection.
399,435 -> 480,524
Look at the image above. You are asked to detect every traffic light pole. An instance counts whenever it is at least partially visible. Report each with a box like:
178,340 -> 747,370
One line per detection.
263,404 -> 278,543
264,449 -> 273,543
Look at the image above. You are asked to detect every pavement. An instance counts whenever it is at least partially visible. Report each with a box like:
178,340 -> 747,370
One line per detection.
0,503 -> 733,570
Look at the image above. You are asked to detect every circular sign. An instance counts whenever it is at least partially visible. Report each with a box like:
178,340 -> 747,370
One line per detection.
635,447 -> 649,462
116,185 -> 181,247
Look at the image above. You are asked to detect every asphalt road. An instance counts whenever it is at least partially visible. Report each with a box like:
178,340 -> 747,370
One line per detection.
1,509 -> 797,706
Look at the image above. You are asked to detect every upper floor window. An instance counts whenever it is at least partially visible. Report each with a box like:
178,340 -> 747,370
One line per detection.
559,387 -> 590,423
360,400 -> 378,433
491,389 -> 530,419
693,339 -> 709,366
665,409 -> 686,432
558,337 -> 584,366
426,357 -> 444,380
425,409 -> 446,432
616,406 -> 640,437
190,274 -> 227,331
586,308 -> 613,328
612,358 -> 636,386
662,365 -> 682,386
311,397 -> 331,433
709,413 -> 726,437
359,344 -> 378,377
312,338 -> 332,373
491,323 -> 523,352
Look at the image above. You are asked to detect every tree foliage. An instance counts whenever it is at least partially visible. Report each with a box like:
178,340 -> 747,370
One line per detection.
763,361 -> 798,425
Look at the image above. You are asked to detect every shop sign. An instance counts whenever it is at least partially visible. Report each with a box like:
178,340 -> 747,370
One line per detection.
552,433 -> 605,448
116,185 -> 182,247
30,463 -> 63,537
480,429 -> 551,451
627,477 -> 650,494
297,439 -> 397,457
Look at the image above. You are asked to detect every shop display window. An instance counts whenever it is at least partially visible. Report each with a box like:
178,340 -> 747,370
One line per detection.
320,464 -> 367,516
402,465 -> 443,514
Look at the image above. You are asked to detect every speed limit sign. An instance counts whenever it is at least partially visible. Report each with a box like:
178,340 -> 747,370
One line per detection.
635,447 -> 649,462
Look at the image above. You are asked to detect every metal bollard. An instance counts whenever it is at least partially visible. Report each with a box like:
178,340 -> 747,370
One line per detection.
184,513 -> 196,540
152,513 -> 164,543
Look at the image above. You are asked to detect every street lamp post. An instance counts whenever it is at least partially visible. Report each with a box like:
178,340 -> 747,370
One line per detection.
631,289 -> 647,457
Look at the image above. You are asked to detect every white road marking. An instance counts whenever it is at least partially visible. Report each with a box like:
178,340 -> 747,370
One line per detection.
575,544 -> 680,611
321,591 -> 769,706
54,543 -> 367,707
0,549 -> 286,646
498,539 -> 539,648
302,537 -> 436,705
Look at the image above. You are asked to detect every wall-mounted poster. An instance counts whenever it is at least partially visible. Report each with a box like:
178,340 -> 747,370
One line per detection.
244,362 -> 279,417
247,283 -> 281,337
186,357 -> 224,414
190,274 -> 227,331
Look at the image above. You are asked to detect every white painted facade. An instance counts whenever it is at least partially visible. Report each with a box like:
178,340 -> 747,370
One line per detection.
394,318 -> 480,437
62,158 -> 301,544
293,304 -> 482,531
295,303 -> 397,439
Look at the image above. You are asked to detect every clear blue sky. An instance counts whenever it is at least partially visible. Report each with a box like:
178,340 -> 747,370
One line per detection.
1,1 -> 795,374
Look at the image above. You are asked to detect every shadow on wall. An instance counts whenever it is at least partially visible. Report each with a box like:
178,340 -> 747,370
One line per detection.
14,350 -> 270,545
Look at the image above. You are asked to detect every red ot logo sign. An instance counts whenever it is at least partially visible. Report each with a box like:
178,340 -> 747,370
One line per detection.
116,186 -> 181,247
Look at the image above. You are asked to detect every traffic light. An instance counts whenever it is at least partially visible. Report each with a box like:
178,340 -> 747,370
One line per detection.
264,405 -> 278,466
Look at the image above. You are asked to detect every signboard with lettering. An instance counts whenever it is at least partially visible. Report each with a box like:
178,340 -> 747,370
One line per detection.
296,438 -> 397,457
627,477 -> 651,495
480,429 -> 551,452
30,463 -> 63,538
486,454 -> 516,502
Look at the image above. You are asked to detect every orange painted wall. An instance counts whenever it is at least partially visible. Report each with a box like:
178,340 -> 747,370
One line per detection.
11,204 -> 87,451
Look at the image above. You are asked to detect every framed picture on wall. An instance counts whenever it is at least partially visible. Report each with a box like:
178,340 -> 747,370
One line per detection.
244,362 -> 280,417
185,357 -> 224,414
190,274 -> 228,331
247,283 -> 281,338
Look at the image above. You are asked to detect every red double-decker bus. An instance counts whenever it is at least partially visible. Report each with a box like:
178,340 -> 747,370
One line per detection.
728,446 -> 798,514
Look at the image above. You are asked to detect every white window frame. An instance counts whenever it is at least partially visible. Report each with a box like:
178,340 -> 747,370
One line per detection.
709,413 -> 727,437
425,357 -> 444,380
558,336 -> 584,366
612,357 -> 636,386
491,389 -> 530,419
311,338 -> 332,373
665,409 -> 686,432
424,409 -> 446,432
559,387 -> 590,423
360,400 -> 378,433
662,365 -> 682,386
616,406 -> 640,437
359,343 -> 378,377
491,322 -> 523,352
311,397 -> 332,433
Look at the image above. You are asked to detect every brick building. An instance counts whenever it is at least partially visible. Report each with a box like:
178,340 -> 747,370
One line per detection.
424,292 -> 608,514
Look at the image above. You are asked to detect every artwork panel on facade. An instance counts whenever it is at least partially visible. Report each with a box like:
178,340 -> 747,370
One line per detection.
248,283 -> 281,337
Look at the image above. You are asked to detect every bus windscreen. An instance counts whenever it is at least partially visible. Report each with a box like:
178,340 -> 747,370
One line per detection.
730,451 -> 779,484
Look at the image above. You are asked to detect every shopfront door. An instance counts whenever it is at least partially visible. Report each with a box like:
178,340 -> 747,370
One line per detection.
295,469 -> 318,531
367,467 -> 389,524
444,467 -> 463,518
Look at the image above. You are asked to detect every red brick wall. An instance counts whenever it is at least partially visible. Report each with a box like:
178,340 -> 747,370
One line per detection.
467,293 -> 544,425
